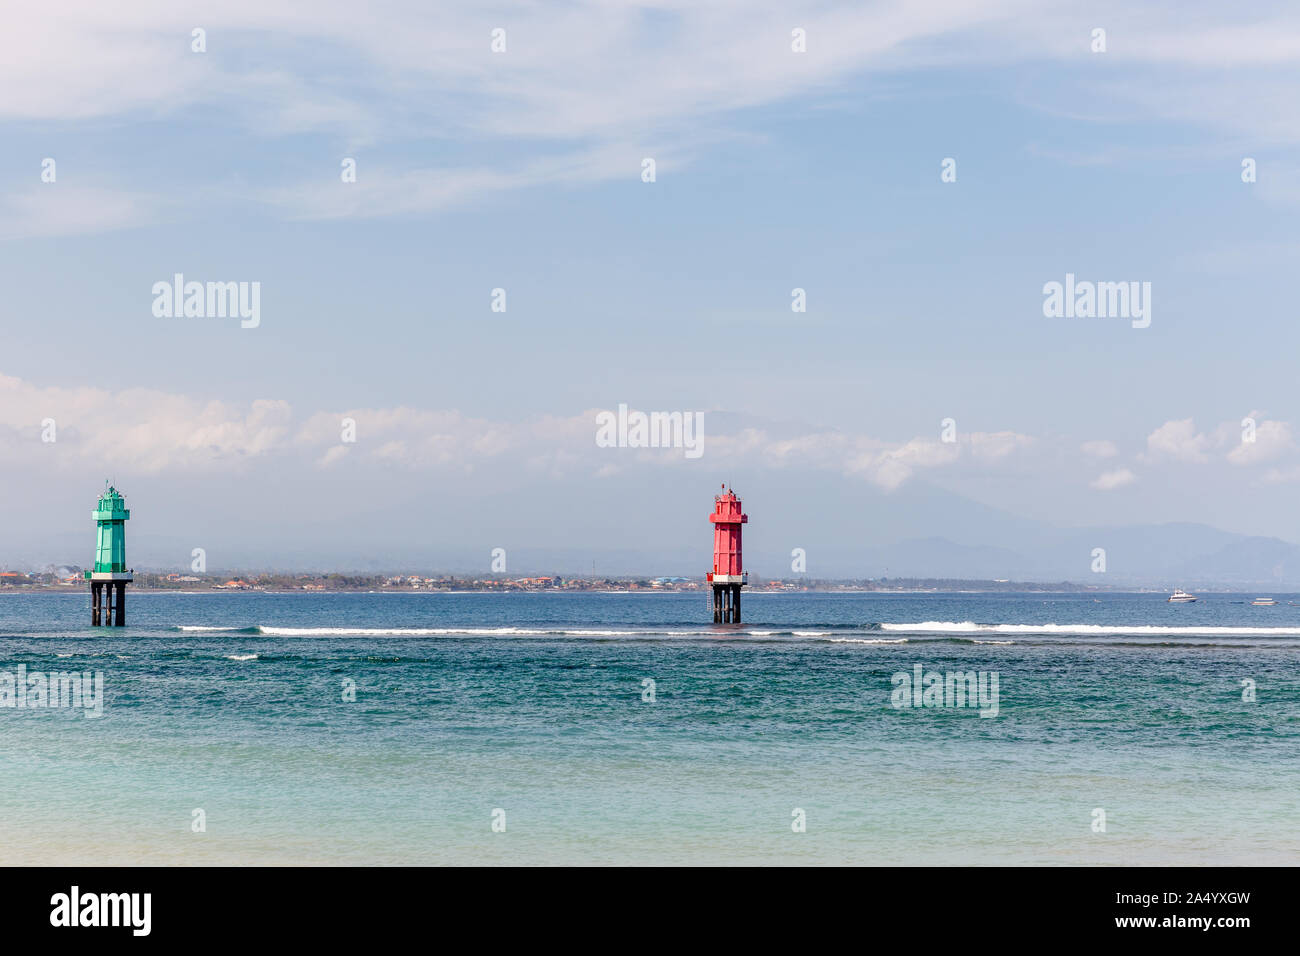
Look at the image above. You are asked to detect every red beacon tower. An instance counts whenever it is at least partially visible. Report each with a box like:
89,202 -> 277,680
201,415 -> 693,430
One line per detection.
707,484 -> 748,623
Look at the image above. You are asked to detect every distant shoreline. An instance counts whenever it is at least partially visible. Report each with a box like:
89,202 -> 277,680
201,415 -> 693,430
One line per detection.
2,584 -> 1293,596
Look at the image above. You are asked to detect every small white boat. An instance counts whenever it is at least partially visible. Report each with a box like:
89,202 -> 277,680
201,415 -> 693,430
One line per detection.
1167,589 -> 1197,603
1251,597 -> 1277,606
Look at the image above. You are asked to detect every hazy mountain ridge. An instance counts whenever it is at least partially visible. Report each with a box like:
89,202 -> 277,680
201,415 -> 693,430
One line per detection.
6,479 -> 1297,586
757,523 -> 1299,586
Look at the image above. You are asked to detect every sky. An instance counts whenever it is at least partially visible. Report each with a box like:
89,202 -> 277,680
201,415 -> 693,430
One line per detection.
2,1 -> 1300,575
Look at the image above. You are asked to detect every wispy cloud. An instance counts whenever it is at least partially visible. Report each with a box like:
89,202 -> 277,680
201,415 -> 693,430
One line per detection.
0,185 -> 165,241
7,1 -> 1300,233
260,142 -> 694,220
1091,467 -> 1136,491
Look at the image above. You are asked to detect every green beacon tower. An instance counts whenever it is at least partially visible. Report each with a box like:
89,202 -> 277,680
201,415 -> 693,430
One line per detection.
86,483 -> 133,626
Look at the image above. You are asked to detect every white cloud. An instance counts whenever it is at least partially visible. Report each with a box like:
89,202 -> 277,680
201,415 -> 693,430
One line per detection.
969,430 -> 1034,460
0,373 -> 290,472
1080,439 -> 1119,459
318,445 -> 350,468
846,438 -> 962,491
1227,418 -> 1295,465
1091,467 -> 1136,491
708,427 -> 1033,491
21,369 -> 1300,501
0,372 -> 1037,491
1145,418 -> 1212,463
1140,415 -> 1299,470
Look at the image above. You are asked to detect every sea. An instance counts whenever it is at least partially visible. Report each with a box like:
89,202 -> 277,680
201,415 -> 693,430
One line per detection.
1,589 -> 1297,865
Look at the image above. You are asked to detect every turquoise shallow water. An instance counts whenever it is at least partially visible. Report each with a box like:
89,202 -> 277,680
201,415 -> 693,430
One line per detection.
1,590 -> 1298,864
